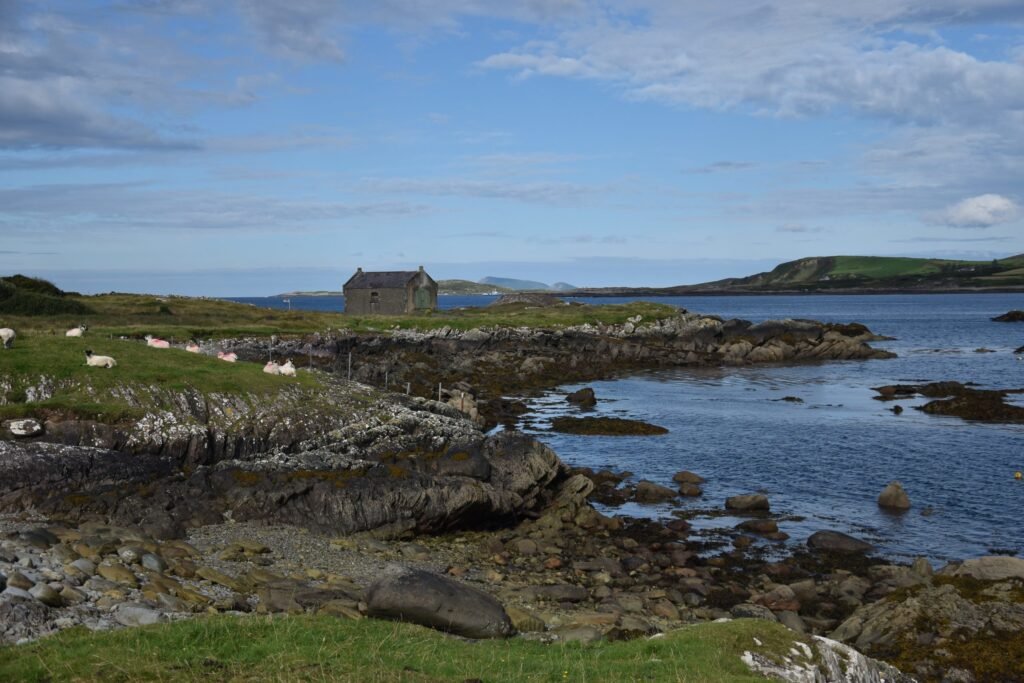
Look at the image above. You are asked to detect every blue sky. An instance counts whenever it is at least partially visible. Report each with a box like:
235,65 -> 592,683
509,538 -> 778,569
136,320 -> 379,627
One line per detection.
2,1 -> 1023,295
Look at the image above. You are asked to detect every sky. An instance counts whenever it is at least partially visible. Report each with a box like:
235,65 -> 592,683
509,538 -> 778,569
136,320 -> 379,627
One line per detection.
2,0 -> 1023,296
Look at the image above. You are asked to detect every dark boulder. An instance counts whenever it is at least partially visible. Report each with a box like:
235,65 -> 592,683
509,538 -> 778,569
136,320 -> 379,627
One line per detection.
725,493 -> 770,511
566,387 -> 597,408
992,310 -> 1024,322
807,530 -> 873,554
365,568 -> 514,639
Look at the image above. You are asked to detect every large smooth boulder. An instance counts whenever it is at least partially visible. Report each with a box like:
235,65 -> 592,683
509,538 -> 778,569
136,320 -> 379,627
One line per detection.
877,481 -> 911,511
945,556 -> 1024,581
365,568 -> 514,639
807,530 -> 874,554
725,493 -> 770,511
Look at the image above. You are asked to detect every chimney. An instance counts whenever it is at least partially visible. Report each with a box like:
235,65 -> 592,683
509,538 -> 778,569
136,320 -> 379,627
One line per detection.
357,267 -> 363,273
418,265 -> 424,272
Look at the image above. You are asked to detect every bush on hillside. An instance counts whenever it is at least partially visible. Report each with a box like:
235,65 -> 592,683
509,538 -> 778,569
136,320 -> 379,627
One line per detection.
0,276 -> 93,316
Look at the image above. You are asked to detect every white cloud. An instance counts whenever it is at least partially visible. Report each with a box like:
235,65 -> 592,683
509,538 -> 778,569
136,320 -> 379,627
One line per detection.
938,194 -> 1019,228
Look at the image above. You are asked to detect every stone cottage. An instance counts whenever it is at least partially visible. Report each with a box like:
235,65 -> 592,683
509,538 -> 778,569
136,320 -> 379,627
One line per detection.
342,266 -> 438,315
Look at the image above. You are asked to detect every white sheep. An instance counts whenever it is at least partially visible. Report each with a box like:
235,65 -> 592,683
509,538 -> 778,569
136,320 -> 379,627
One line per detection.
217,351 -> 238,362
145,335 -> 170,349
84,349 -> 116,368
65,324 -> 87,337
279,359 -> 296,377
0,328 -> 14,349
263,360 -> 281,375
185,340 -> 201,353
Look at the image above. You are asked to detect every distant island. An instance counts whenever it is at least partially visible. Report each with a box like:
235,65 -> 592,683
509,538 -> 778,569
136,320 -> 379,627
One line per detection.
570,254 -> 1024,296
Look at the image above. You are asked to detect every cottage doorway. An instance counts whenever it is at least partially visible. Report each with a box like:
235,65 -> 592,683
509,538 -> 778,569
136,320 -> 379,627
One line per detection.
370,291 -> 379,314
414,287 -> 430,310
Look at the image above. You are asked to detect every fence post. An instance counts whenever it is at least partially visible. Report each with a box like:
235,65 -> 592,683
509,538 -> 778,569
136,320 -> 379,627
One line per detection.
347,352 -> 352,380
438,383 -> 442,402
406,382 -> 410,395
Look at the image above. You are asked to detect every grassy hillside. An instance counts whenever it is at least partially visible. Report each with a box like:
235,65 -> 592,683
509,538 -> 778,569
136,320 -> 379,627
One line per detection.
683,254 -> 1024,292
0,615 -> 805,682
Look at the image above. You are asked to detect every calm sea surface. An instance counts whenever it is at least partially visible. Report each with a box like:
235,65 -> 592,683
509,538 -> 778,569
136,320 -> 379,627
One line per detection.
228,293 -> 1024,562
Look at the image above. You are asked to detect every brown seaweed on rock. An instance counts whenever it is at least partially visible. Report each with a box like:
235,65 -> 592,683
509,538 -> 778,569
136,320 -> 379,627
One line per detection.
872,382 -> 1024,423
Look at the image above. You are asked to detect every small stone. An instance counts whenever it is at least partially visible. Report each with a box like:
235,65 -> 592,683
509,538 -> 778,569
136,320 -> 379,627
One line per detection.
507,606 -> 546,633
514,539 -> 539,556
554,625 -> 603,643
6,572 -> 33,590
650,599 -> 680,620
4,418 -> 43,437
318,600 -> 362,620
730,603 -> 778,621
60,586 -> 87,604
912,557 -> 933,577
117,546 -> 146,564
29,583 -> 63,607
737,519 -> 779,534
140,553 -> 168,573
543,556 -> 563,570
114,603 -> 166,627
97,564 -> 139,588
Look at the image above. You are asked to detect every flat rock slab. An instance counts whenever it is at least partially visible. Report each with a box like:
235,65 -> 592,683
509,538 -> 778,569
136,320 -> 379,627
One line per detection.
807,530 -> 874,554
365,568 -> 514,639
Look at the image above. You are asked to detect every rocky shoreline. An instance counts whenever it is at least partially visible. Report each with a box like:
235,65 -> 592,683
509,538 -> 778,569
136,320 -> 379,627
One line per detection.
218,311 -> 896,428
1,313 -> 1021,681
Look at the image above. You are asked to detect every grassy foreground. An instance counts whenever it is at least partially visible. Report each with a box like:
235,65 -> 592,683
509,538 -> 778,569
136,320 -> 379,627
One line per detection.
0,333 -> 317,422
0,615 -> 800,682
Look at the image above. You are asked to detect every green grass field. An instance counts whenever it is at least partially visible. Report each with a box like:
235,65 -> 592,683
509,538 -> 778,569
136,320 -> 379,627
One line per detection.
0,615 -> 802,682
0,293 -> 677,339
828,256 -> 951,279
0,333 -> 317,422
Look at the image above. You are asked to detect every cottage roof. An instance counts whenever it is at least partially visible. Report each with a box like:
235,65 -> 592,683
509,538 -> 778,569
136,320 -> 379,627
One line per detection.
344,269 -> 418,289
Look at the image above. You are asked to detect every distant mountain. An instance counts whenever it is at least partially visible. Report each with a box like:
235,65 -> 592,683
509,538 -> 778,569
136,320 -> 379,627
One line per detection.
437,279 -> 514,295
479,276 -> 553,291
550,282 -> 578,291
570,254 -> 1024,296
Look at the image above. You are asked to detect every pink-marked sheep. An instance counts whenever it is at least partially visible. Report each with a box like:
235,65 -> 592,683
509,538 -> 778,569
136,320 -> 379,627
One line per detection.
65,324 -> 87,337
279,359 -> 296,377
185,341 -> 201,353
0,328 -> 14,349
84,349 -> 116,368
263,360 -> 280,375
217,351 -> 238,362
145,335 -> 170,349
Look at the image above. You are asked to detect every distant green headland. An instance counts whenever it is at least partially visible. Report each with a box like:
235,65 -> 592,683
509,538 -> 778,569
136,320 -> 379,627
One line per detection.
572,254 -> 1024,296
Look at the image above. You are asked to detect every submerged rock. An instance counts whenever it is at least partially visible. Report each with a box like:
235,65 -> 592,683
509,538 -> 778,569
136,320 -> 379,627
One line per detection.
992,310 -> 1024,322
725,494 -> 770,512
566,387 -> 597,407
550,416 -> 668,436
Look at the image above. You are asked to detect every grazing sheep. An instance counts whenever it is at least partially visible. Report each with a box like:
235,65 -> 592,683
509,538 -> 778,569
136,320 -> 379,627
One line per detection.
217,351 -> 238,362
263,360 -> 281,375
279,359 -> 296,377
65,324 -> 88,337
84,349 -> 116,368
185,340 -> 201,353
145,335 -> 170,349
0,328 -> 14,349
